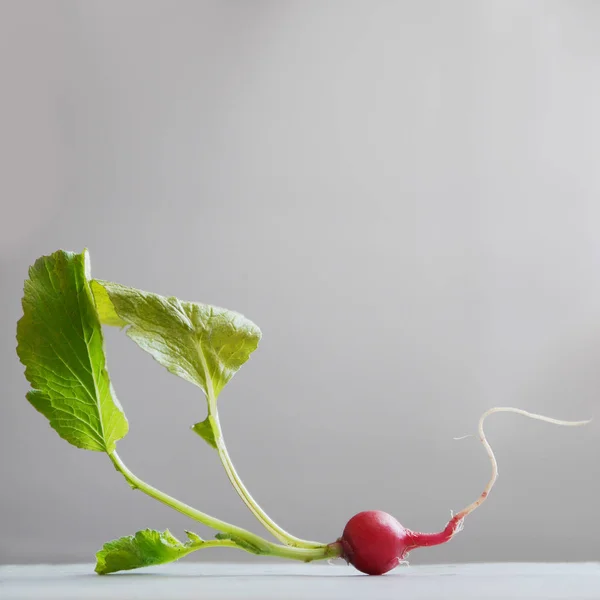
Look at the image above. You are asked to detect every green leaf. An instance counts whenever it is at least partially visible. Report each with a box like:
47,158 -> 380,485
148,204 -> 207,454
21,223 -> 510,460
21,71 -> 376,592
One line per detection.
16,250 -> 128,452
192,415 -> 218,449
95,529 -> 199,574
184,530 -> 204,544
90,280 -> 261,401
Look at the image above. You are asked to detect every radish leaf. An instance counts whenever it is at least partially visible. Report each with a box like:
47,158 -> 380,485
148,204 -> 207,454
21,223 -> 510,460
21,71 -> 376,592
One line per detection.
90,280 -> 261,404
192,415 -> 219,449
16,250 -> 128,452
95,529 -> 200,575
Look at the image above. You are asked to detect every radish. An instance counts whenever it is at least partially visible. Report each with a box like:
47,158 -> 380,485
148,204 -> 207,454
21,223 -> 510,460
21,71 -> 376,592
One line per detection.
337,407 -> 590,575
18,250 -> 591,575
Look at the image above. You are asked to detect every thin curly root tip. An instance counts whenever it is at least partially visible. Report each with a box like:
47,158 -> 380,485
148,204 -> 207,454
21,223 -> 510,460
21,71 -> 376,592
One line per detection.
454,407 -> 590,521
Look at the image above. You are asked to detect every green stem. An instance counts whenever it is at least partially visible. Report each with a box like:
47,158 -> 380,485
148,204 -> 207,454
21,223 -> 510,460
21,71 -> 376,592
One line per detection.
109,451 -> 260,544
198,349 -> 323,549
210,411 -> 323,548
190,538 -> 341,562
190,540 -> 239,551
108,451 -> 340,562
211,414 -> 323,549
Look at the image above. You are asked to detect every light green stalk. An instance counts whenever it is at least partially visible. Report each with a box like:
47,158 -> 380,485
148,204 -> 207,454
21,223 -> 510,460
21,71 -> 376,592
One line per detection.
109,451 -> 341,562
201,361 -> 322,549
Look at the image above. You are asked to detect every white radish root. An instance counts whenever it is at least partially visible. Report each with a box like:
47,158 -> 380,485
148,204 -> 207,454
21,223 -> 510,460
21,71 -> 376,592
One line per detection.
454,407 -> 591,521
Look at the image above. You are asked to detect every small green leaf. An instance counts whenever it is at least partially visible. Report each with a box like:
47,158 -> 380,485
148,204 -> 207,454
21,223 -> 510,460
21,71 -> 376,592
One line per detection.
215,532 -> 265,555
16,250 -> 128,452
91,280 -> 261,401
184,530 -> 204,544
95,529 -> 198,574
192,415 -> 218,449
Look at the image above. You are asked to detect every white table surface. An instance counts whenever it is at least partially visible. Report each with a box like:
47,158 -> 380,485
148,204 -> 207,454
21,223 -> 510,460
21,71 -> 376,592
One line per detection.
1,562 -> 598,600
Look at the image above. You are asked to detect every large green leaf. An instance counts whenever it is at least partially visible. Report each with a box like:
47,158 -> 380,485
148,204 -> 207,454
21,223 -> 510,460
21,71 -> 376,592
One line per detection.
90,280 -> 261,402
16,250 -> 128,452
95,529 -> 200,574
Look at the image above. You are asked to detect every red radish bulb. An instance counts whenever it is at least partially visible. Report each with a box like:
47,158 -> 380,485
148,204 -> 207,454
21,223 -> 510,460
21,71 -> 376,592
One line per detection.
339,511 -> 408,575
339,510 -> 462,575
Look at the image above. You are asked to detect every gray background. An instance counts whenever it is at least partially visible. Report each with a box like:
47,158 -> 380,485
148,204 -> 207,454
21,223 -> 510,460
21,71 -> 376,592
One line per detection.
1,0 -> 598,566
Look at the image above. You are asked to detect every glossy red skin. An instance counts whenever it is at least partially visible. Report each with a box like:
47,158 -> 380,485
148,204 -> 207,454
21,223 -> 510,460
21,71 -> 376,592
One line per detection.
339,510 -> 462,575
339,510 -> 414,575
